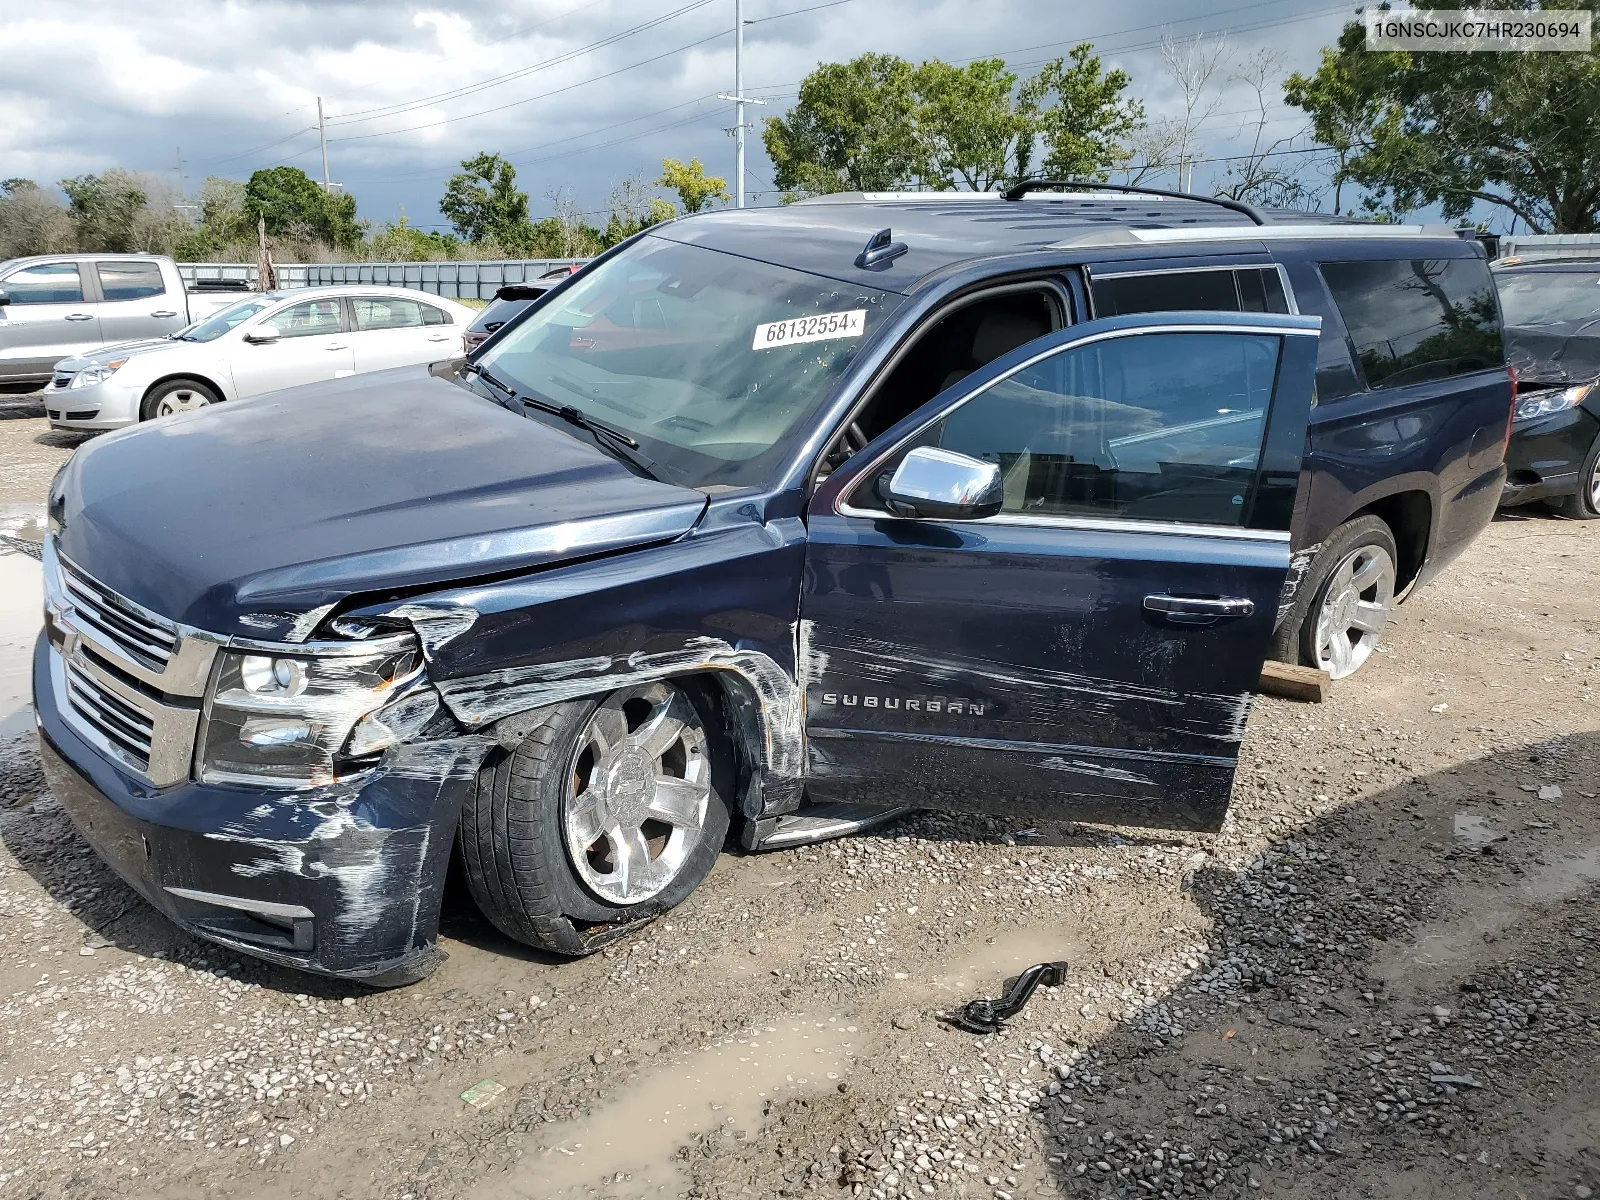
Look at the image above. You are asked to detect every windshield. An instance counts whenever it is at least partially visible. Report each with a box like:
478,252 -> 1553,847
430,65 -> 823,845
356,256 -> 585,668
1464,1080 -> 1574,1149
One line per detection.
1497,270 -> 1600,326
180,297 -> 273,342
475,235 -> 903,487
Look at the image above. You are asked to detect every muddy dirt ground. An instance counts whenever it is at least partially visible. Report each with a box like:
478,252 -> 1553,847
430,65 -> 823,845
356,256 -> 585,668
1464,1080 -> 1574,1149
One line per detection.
0,411 -> 1597,1200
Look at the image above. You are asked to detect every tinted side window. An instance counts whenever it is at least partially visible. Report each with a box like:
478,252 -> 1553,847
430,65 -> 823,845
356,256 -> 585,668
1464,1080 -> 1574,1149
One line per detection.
1319,258 -> 1503,389
421,304 -> 450,326
96,261 -> 165,301
930,331 -> 1281,528
1092,269 -> 1289,317
265,299 -> 344,338
2,263 -> 83,304
353,297 -> 429,331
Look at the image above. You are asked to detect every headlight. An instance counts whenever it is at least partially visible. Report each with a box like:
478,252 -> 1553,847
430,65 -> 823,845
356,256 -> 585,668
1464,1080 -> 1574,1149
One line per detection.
68,359 -> 127,388
1515,382 -> 1591,422
198,636 -> 423,789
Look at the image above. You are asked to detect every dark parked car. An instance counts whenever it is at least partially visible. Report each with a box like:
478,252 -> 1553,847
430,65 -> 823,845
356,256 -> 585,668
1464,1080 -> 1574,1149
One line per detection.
1494,258 -> 1600,519
34,187 -> 1510,984
461,266 -> 585,353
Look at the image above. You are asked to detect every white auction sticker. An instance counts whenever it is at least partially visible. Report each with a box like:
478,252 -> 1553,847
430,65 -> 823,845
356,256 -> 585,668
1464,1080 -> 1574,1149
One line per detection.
752,309 -> 866,350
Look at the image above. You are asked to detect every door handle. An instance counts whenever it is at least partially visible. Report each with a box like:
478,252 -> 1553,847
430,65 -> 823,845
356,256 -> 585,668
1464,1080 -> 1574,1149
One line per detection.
325,343 -> 349,350
1143,594 -> 1255,627
428,333 -> 451,341
65,313 -> 95,321
151,310 -> 178,318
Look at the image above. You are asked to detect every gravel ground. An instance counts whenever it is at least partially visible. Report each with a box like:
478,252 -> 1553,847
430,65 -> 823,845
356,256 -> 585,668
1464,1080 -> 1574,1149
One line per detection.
0,416 -> 1595,1200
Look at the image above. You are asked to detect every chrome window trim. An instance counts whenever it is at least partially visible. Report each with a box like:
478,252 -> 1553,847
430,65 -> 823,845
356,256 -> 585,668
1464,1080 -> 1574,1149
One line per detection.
982,513 -> 1290,542
834,320 -> 1318,527
1086,263 -> 1301,316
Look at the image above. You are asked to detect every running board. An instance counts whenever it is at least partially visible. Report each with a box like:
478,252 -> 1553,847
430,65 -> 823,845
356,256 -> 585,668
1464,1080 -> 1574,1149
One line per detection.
756,803 -> 912,850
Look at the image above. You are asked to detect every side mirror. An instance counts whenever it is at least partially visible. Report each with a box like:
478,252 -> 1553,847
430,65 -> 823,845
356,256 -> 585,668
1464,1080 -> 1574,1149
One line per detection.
882,446 -> 1005,520
0,288 -> 11,308
242,325 -> 281,345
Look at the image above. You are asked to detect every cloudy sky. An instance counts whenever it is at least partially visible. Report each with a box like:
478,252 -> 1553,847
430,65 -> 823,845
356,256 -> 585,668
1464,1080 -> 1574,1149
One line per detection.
2,0 -> 1362,231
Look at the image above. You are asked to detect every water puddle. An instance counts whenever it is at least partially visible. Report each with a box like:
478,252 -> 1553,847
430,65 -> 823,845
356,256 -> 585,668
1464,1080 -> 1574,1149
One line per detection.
1452,811 -> 1500,848
1372,840 -> 1600,988
513,1018 -> 851,1198
0,549 -> 43,742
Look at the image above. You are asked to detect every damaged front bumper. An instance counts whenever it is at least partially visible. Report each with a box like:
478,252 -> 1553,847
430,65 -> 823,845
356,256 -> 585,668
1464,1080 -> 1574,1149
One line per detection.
34,635 -> 487,986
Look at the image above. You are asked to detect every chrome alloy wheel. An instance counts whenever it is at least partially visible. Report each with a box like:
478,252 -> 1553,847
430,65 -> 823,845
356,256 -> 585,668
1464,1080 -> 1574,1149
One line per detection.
1313,543 -> 1397,680
1588,453 -> 1600,512
562,681 -> 711,905
155,387 -> 212,416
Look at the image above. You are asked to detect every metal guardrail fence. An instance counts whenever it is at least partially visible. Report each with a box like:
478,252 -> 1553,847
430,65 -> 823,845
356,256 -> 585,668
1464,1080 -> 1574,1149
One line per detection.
176,259 -> 591,300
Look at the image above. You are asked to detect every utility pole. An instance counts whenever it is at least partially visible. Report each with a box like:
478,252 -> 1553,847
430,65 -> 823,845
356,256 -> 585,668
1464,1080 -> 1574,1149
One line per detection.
175,146 -> 186,198
716,0 -> 765,208
318,96 -> 331,191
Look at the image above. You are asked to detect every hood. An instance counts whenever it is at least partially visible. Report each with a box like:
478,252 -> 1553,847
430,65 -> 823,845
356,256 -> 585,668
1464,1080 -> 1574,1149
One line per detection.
56,337 -> 190,372
53,366 -> 708,639
1505,319 -> 1600,386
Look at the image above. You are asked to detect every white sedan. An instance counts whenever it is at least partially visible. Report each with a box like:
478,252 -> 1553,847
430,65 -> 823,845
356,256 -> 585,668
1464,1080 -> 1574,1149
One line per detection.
44,285 -> 474,430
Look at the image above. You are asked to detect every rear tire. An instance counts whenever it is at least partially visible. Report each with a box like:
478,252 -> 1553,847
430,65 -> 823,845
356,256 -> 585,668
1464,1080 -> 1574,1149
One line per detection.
1272,515 -> 1399,681
1554,431 -> 1600,520
140,378 -> 219,421
460,679 -> 732,955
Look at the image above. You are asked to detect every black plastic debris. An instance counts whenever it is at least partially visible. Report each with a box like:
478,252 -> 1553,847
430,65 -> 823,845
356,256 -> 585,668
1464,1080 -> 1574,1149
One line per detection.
940,960 -> 1069,1034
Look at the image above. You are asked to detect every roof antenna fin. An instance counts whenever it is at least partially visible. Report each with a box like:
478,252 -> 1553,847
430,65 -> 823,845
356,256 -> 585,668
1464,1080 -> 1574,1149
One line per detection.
856,227 -> 908,270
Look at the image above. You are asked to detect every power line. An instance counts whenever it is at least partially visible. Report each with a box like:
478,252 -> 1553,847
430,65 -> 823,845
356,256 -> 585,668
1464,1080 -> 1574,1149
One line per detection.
745,0 -> 856,24
329,0 -> 719,127
330,26 -> 730,142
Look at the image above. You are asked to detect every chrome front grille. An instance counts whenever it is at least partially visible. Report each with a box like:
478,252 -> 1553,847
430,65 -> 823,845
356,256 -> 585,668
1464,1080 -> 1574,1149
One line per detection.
44,537 -> 216,786
60,564 -> 177,671
51,370 -> 73,389
64,660 -> 155,769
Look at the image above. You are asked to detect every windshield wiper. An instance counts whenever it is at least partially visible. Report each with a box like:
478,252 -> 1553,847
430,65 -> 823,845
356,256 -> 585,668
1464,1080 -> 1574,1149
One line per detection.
460,360 -> 517,402
517,393 -> 662,481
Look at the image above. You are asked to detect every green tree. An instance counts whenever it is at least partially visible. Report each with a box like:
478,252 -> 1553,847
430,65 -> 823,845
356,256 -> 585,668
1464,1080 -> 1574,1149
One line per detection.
60,169 -> 148,252
762,53 -> 924,196
244,166 -> 361,249
368,216 -> 462,262
657,157 -> 728,213
440,152 -> 532,244
601,173 -> 676,247
1285,3 -> 1600,232
1019,44 -> 1143,181
911,59 -> 1030,191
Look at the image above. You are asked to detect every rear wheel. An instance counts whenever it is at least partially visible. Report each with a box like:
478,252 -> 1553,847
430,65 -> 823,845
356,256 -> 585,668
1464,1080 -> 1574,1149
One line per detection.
141,378 -> 219,421
1272,515 -> 1399,681
460,679 -> 732,955
1554,432 -> 1600,520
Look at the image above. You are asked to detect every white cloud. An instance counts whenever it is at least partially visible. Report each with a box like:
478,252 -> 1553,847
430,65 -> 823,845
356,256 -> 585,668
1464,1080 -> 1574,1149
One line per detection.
0,0 -> 1355,228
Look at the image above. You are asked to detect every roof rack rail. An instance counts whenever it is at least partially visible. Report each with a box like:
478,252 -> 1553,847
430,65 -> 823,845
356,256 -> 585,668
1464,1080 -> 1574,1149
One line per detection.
1000,179 -> 1266,227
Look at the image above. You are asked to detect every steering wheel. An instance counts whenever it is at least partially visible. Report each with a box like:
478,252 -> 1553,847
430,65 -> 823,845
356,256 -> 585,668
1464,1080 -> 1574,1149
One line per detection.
844,421 -> 869,453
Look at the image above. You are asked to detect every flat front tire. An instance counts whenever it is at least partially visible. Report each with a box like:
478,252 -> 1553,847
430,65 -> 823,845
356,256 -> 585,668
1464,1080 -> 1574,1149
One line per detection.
460,679 -> 732,955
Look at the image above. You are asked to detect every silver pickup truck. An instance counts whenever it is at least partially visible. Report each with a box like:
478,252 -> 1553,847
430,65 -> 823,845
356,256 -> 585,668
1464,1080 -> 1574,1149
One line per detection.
0,253 -> 242,388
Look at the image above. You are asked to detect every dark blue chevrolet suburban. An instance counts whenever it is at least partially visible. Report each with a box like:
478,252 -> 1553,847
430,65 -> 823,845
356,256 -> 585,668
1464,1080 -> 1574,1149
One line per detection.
33,187 -> 1510,983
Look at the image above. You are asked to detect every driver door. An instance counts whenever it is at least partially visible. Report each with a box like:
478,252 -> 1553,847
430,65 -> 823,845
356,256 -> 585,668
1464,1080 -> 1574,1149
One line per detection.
800,312 -> 1321,831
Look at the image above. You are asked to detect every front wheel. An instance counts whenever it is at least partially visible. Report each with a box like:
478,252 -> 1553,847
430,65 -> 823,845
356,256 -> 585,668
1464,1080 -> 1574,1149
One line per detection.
1554,431 -> 1600,520
460,679 -> 732,955
140,378 -> 219,420
1273,515 -> 1399,681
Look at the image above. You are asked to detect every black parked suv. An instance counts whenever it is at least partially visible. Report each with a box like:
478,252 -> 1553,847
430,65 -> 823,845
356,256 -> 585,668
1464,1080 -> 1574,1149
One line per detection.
1495,256 -> 1600,519
35,186 -> 1510,983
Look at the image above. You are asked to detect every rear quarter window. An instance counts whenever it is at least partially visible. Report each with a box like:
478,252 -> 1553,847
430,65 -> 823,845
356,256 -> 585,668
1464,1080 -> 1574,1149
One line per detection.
1319,257 -> 1503,389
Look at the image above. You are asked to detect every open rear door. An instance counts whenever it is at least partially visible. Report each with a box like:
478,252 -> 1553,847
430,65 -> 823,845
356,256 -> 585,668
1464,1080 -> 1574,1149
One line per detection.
800,311 -> 1320,831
